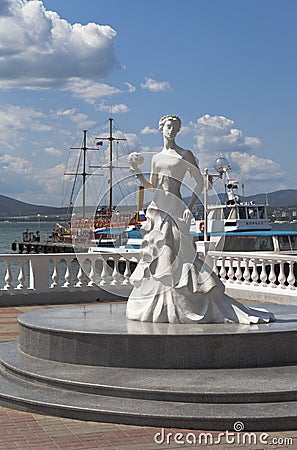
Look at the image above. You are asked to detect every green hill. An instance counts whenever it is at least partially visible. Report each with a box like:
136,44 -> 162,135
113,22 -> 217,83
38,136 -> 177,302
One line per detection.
1,189 -> 297,219
0,194 -> 69,218
245,189 -> 297,208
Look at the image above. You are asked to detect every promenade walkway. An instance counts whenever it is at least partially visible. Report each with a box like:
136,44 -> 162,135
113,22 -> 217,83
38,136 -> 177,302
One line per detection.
0,303 -> 296,449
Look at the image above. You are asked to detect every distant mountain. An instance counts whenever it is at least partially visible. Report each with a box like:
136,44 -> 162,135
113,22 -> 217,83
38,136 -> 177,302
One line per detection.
1,189 -> 297,219
186,189 -> 297,209
244,189 -> 297,208
0,194 -> 69,218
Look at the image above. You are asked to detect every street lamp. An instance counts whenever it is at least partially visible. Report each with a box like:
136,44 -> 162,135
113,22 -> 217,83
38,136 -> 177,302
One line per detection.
203,157 -> 230,241
214,157 -> 230,176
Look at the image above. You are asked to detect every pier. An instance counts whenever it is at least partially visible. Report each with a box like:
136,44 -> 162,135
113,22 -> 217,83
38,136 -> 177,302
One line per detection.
11,240 -> 75,254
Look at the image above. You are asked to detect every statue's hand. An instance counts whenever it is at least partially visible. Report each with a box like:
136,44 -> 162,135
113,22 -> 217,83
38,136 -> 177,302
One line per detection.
182,208 -> 192,227
129,163 -> 141,176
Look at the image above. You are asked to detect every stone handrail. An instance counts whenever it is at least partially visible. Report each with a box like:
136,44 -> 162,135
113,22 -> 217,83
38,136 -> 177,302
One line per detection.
0,252 -> 140,305
208,250 -> 297,304
0,251 -> 296,306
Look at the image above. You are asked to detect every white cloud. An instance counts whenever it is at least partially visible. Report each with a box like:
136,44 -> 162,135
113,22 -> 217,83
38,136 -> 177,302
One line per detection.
95,102 -> 130,114
140,126 -> 158,135
44,147 -> 63,157
68,112 -> 96,129
64,79 -> 135,104
140,78 -> 171,92
0,0 -> 117,90
0,154 -> 32,175
55,108 -> 76,117
125,133 -> 141,150
230,152 -> 284,181
123,82 -> 136,92
65,79 -> 121,103
0,105 -> 51,146
35,163 -> 65,195
182,114 -> 285,192
193,114 -> 262,153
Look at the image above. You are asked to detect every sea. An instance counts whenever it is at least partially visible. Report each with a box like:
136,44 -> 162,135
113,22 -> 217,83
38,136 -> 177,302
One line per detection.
0,221 -> 64,254
0,221 -> 71,289
1,219 -> 297,255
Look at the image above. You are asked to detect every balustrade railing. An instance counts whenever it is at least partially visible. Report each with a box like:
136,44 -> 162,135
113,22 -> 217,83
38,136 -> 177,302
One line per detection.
208,250 -> 297,292
0,251 -> 296,304
0,253 -> 139,295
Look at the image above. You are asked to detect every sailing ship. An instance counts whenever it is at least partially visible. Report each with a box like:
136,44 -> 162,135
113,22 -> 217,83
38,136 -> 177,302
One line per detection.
66,117 -> 146,253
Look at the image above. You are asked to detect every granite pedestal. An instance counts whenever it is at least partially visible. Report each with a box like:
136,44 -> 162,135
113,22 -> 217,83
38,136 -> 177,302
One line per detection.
0,303 -> 296,430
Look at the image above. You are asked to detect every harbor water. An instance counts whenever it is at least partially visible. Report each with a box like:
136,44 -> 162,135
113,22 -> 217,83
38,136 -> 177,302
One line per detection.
0,221 -> 71,289
0,221 -> 64,254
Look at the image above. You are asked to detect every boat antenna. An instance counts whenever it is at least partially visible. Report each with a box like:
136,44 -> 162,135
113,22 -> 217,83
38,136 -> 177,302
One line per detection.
242,180 -> 245,200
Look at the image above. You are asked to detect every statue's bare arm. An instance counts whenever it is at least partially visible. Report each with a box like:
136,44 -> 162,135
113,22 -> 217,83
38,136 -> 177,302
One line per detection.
184,150 -> 204,211
132,155 -> 157,191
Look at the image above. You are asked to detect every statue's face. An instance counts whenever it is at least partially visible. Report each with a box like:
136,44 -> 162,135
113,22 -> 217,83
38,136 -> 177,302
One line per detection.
163,119 -> 179,140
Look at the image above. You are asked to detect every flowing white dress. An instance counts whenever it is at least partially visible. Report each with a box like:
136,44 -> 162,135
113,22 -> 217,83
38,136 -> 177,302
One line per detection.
126,151 -> 275,324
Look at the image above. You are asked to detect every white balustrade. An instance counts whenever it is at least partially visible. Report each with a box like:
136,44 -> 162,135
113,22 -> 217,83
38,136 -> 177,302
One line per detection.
243,257 -> 250,284
0,251 -> 296,304
278,260 -> 287,288
268,260 -> 277,287
0,252 -> 139,295
208,251 -> 297,297
287,260 -> 296,289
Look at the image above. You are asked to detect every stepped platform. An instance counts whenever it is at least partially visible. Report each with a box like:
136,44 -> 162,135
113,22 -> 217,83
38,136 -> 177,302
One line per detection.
0,303 -> 296,430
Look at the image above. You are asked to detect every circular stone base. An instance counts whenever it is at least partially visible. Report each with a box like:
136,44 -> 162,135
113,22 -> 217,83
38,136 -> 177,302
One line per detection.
18,303 -> 297,369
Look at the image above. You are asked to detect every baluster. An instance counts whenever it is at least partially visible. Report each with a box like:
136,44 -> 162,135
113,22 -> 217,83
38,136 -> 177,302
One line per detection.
243,257 -> 251,284
235,257 -> 242,283
260,258 -> 268,286
99,259 -> 109,286
278,260 -> 286,288
17,260 -> 26,290
111,256 -> 121,285
251,258 -> 259,285
219,256 -> 226,280
63,260 -> 71,287
268,260 -> 277,287
51,259 -> 59,288
227,257 -> 235,282
210,255 -> 218,276
287,260 -> 296,289
88,259 -> 96,286
4,260 -> 13,290
122,258 -> 131,285
76,266 -> 85,287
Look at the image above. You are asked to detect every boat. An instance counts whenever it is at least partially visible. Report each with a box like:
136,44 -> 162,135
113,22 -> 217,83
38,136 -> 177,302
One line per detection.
66,118 -> 147,253
88,154 -> 297,257
190,160 -> 297,256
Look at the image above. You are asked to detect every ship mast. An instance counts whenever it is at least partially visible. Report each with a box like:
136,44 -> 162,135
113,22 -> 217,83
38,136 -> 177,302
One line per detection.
65,130 -> 101,218
92,117 -> 127,216
65,118 -> 127,219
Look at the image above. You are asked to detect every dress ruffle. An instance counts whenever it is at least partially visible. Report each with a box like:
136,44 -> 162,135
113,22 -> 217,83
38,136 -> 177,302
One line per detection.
126,157 -> 275,325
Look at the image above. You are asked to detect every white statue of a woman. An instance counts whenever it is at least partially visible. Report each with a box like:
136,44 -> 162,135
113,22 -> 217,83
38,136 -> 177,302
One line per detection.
126,114 -> 275,324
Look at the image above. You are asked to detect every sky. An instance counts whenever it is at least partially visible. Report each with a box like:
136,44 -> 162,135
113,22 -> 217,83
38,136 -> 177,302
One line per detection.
0,0 -> 296,207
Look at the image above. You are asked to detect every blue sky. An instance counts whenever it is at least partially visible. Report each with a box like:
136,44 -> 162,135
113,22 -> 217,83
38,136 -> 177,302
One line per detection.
0,0 -> 296,206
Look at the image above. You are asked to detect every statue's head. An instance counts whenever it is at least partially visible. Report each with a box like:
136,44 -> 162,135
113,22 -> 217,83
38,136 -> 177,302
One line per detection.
158,115 -> 181,133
